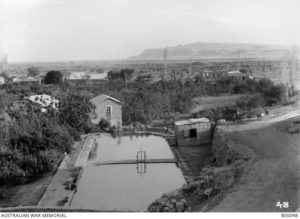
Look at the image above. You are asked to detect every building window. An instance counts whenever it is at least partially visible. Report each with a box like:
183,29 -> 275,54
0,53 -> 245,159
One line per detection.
189,128 -> 197,138
106,106 -> 112,117
183,128 -> 197,138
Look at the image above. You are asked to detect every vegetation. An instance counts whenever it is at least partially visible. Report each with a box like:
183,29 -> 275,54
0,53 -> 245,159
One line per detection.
67,75 -> 289,124
27,67 -> 39,77
0,88 -> 96,185
99,118 -> 111,130
0,64 -> 295,185
107,69 -> 134,81
43,71 -> 63,85
58,94 -> 96,131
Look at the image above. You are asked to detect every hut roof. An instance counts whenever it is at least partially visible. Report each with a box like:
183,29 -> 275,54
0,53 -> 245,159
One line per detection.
175,118 -> 210,126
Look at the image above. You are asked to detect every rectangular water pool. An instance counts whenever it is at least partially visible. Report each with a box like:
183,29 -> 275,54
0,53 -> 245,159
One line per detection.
70,134 -> 186,211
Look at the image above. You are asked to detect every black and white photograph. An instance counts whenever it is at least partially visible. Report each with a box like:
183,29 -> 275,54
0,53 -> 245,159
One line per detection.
0,0 -> 299,217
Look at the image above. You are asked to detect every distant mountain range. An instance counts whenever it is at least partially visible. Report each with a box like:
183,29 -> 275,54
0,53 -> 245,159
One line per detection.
130,42 -> 297,60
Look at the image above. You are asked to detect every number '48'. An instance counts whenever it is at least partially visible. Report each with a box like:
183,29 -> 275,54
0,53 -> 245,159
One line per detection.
276,201 -> 289,209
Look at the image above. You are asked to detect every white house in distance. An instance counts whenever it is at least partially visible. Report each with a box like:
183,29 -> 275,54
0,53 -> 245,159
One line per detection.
90,94 -> 122,127
227,70 -> 251,80
89,71 -> 108,80
68,72 -> 88,80
68,71 -> 108,81
12,76 -> 41,84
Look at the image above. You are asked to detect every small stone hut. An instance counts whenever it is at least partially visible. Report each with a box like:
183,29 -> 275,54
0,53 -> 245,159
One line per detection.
174,118 -> 211,146
90,94 -> 122,127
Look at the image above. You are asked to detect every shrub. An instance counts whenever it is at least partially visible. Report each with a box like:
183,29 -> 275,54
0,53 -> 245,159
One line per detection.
59,94 -> 95,131
0,101 -> 74,184
236,94 -> 266,110
99,118 -> 111,129
44,71 -> 63,85
82,122 -> 101,134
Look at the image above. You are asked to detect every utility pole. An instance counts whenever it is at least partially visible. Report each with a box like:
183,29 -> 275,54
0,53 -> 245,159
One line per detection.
172,69 -> 177,82
163,47 -> 168,81
237,50 -> 241,71
280,50 -> 289,103
189,56 -> 193,76
281,50 -> 288,84
289,47 -> 297,87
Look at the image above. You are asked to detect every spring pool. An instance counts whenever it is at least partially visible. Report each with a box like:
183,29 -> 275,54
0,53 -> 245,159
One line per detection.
70,134 -> 186,211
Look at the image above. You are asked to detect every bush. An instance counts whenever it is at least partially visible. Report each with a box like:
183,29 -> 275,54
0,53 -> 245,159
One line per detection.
82,122 -> 101,134
236,94 -> 266,110
44,71 -> 62,85
99,118 -> 111,129
0,100 -> 75,184
59,94 -> 95,131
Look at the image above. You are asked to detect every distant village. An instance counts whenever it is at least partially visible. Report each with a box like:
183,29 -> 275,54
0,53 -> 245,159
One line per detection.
0,54 -> 268,87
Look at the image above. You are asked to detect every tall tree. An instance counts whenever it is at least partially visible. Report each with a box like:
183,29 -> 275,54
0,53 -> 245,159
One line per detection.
44,71 -> 63,85
58,94 -> 95,130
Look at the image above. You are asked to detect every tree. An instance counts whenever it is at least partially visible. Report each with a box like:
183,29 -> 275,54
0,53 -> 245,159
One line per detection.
120,69 -> 134,81
58,94 -> 95,131
27,67 -> 39,77
107,69 -> 134,82
107,70 -> 121,80
44,71 -> 62,85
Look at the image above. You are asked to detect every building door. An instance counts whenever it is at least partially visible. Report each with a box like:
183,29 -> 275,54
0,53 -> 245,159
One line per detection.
190,128 -> 197,137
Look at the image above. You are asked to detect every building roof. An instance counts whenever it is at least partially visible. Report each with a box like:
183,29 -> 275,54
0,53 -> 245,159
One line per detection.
69,71 -> 108,80
69,72 -> 88,80
227,71 -> 251,77
89,71 -> 108,80
12,76 -> 40,82
90,94 -> 122,104
175,118 -> 210,126
228,70 -> 242,74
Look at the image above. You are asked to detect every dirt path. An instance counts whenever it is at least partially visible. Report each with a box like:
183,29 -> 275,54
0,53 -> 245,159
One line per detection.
208,112 -> 300,212
38,140 -> 84,207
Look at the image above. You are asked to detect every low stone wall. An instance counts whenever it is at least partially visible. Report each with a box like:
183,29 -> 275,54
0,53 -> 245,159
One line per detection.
211,127 -> 243,166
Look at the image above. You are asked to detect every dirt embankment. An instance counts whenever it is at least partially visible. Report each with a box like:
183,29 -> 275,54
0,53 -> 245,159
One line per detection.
147,125 -> 255,212
148,111 -> 300,212
208,118 -> 300,212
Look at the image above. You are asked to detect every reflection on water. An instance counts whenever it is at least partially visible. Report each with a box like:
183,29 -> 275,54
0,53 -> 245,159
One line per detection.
86,134 -> 174,164
88,139 -> 98,160
136,163 -> 147,176
70,164 -> 186,211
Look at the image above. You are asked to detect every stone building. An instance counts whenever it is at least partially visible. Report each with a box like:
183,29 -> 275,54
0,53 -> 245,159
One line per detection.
174,118 -> 212,146
227,70 -> 251,80
90,94 -> 122,127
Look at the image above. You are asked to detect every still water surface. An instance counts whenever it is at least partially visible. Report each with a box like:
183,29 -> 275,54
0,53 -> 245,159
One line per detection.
70,134 -> 186,211
87,134 -> 175,163
70,163 -> 185,211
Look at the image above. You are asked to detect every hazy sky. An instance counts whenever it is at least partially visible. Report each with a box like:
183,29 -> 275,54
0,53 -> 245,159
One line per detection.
0,0 -> 299,62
